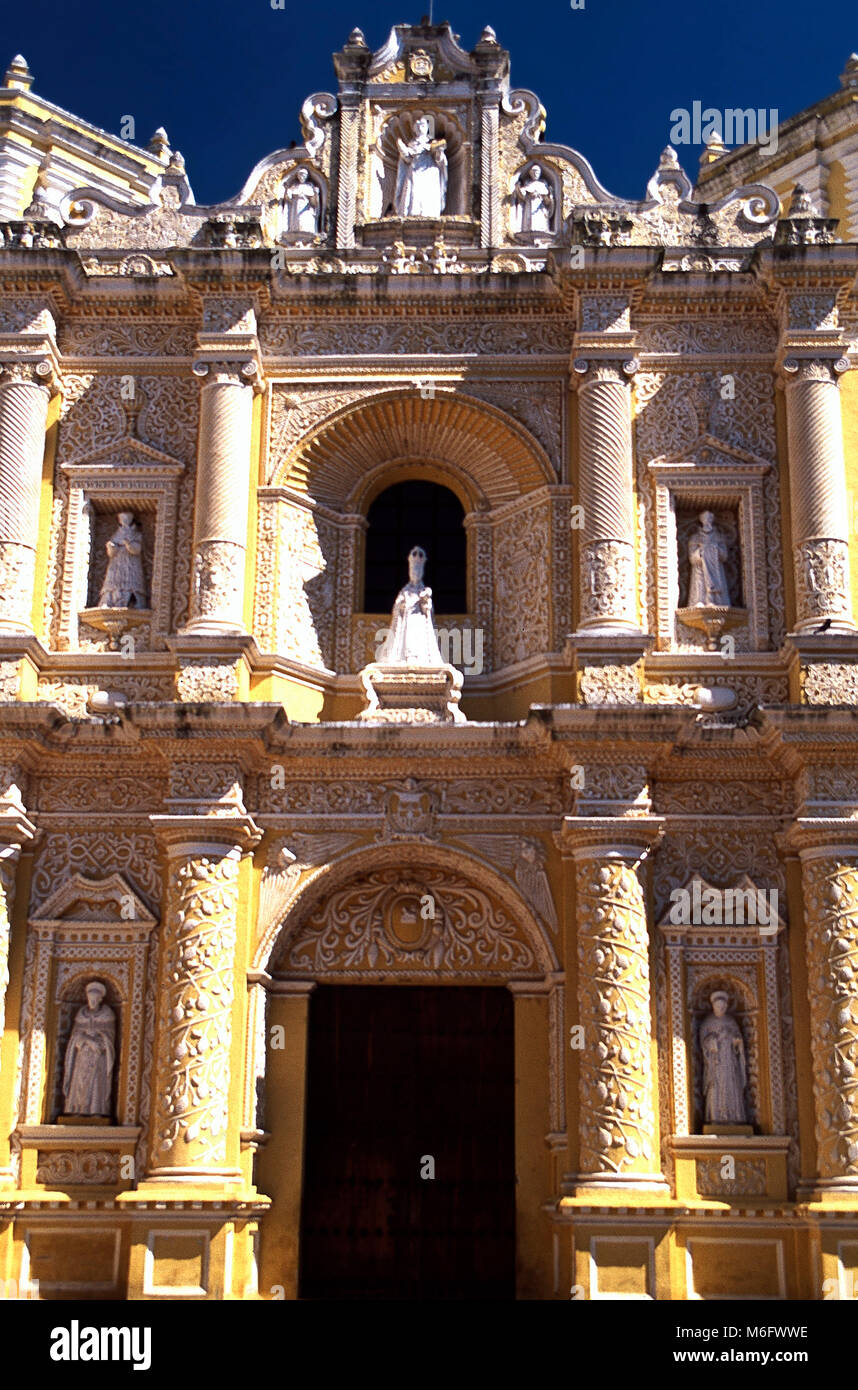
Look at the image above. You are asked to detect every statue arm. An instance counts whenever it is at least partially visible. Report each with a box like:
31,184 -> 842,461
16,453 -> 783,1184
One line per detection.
396,138 -> 412,162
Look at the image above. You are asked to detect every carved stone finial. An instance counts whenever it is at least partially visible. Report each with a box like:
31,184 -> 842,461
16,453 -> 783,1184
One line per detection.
480,25 -> 498,42
659,145 -> 681,171
4,54 -> 33,91
147,127 -> 171,162
346,27 -> 367,46
699,131 -> 728,166
840,52 -> 858,89
788,182 -> 817,217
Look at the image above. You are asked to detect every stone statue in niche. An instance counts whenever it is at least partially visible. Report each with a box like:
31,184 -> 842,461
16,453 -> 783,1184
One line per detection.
394,116 -> 448,218
62,981 -> 116,1117
687,511 -> 731,607
699,991 -> 748,1127
98,512 -> 147,609
282,168 -> 320,235
379,547 -> 444,664
512,164 -> 554,235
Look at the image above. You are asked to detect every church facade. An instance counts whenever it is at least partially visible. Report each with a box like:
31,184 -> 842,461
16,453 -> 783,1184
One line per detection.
0,22 -> 857,1301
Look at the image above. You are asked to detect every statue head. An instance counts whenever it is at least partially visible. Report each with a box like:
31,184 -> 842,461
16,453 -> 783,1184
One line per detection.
85,980 -> 107,1011
528,164 -> 542,181
414,115 -> 431,139
710,990 -> 730,1017
408,546 -> 427,583
699,511 -> 715,531
294,168 -> 309,183
117,510 -> 136,529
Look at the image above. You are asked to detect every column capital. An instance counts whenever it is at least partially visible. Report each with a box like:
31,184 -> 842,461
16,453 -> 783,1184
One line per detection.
0,351 -> 61,395
778,352 -> 850,386
148,812 -> 262,858
191,354 -> 265,394
572,355 -> 639,386
778,817 -> 858,861
554,815 -> 664,861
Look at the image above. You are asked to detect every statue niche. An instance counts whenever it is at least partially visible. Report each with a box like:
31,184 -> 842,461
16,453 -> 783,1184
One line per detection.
279,166 -> 324,242
510,162 -> 557,241
79,506 -> 153,649
369,110 -> 467,223
692,984 -> 754,1135
675,506 -> 746,650
53,979 -> 118,1122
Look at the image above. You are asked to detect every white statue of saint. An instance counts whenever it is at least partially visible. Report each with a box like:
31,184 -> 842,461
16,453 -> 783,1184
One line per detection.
394,116 -> 447,218
282,168 -> 320,234
513,164 -> 554,234
98,511 -> 147,609
700,991 -> 748,1126
62,981 -> 116,1116
688,510 -> 731,607
379,547 -> 445,665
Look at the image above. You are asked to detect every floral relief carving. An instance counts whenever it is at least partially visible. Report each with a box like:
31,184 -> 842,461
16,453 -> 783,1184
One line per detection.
695,1156 -> 766,1196
580,664 -> 640,705
795,540 -> 852,621
36,1150 -> 120,1185
260,316 -> 571,357
281,867 -> 538,977
176,662 -> 239,702
153,850 -> 242,1168
575,860 -> 657,1176
493,499 -> 551,666
803,664 -> 858,706
802,858 -> 858,1178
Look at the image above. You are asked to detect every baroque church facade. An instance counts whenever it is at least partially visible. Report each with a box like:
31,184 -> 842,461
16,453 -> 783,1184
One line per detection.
0,21 -> 857,1300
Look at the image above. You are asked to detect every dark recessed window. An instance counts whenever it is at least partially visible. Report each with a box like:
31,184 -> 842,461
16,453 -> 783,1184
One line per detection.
364,480 -> 466,613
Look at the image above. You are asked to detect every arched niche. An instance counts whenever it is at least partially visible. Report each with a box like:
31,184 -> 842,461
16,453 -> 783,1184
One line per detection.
369,109 -> 468,219
363,478 -> 467,614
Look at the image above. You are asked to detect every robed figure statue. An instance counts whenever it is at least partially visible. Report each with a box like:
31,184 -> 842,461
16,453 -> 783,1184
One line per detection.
379,547 -> 444,665
699,991 -> 748,1126
394,116 -> 448,218
688,510 -> 731,607
98,511 -> 147,609
62,981 -> 116,1117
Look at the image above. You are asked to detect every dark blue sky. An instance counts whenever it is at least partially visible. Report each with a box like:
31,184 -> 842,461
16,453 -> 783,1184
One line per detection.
3,0 -> 856,205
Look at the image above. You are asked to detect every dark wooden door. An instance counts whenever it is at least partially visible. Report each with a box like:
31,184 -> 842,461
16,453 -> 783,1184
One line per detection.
299,985 -> 515,1300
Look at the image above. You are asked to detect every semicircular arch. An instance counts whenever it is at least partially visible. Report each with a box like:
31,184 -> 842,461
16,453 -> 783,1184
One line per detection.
272,388 -> 555,510
256,840 -> 559,980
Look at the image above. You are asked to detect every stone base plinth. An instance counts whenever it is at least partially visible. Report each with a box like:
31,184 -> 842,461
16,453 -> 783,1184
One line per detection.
357,663 -> 466,723
670,1135 -> 789,1202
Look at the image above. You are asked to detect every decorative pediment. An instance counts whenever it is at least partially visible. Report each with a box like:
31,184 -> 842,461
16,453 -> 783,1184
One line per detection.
649,433 -> 773,474
31,872 -> 157,928
657,872 -> 785,941
61,433 -> 185,476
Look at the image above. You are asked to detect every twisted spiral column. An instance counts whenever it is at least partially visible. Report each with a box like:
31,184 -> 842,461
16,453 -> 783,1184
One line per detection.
563,818 -> 666,1191
574,358 -> 640,631
789,826 -> 858,1191
185,361 -> 257,634
782,356 -> 854,632
0,362 -> 53,632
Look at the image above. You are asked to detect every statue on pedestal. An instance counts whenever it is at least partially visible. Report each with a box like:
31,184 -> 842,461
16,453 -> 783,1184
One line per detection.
699,991 -> 748,1126
62,981 -> 116,1117
98,512 -> 147,609
687,511 -> 731,607
394,117 -> 448,218
378,546 -> 444,664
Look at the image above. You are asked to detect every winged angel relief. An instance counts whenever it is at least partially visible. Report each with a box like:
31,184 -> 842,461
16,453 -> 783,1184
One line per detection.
460,836 -> 559,934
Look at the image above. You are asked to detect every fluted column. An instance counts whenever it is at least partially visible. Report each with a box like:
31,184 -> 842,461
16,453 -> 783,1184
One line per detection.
573,357 -> 640,632
786,822 -> 858,1192
147,813 -> 260,1181
185,359 -> 258,635
0,359 -> 55,633
559,817 -> 666,1191
782,355 -> 854,633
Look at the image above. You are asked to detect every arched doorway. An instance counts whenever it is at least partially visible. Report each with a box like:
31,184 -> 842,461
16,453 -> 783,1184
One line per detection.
253,849 -> 561,1301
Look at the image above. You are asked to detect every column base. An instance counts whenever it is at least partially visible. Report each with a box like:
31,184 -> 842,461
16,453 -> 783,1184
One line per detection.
562,1172 -> 670,1196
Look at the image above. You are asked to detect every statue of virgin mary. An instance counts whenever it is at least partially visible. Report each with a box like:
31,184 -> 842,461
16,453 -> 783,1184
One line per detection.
379,547 -> 444,665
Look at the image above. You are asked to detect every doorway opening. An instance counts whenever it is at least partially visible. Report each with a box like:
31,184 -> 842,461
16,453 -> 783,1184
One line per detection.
299,984 -> 515,1300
